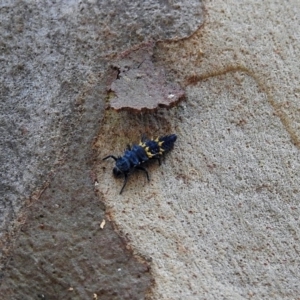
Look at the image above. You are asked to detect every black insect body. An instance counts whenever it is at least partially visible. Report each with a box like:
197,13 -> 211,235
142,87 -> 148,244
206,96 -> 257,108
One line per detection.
103,134 -> 177,194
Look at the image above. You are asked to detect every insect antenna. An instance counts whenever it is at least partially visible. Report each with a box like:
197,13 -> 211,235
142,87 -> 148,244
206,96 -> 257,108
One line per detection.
120,174 -> 129,194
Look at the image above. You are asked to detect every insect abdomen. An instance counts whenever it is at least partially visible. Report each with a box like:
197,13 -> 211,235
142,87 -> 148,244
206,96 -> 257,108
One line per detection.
159,134 -> 177,152
119,145 -> 149,171
139,134 -> 177,159
131,145 -> 149,162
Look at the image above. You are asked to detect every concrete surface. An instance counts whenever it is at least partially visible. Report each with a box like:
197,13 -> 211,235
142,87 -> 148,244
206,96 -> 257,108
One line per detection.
98,0 -> 300,299
109,43 -> 185,111
0,0 -> 202,299
1,0 -> 300,299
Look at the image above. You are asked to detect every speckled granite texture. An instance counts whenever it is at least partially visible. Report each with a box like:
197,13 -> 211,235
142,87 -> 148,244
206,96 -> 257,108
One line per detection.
2,0 -> 300,299
0,0 -> 203,299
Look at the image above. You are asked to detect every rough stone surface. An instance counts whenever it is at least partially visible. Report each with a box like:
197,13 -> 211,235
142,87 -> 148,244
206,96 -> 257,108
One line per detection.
97,0 -> 300,299
109,43 -> 185,112
99,74 -> 300,300
3,0 -> 300,299
1,162 -> 152,299
0,0 -> 203,299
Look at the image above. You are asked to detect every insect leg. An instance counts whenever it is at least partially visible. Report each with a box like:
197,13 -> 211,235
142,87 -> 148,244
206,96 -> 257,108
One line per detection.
152,157 -> 161,166
103,155 -> 118,161
135,166 -> 150,181
120,174 -> 129,194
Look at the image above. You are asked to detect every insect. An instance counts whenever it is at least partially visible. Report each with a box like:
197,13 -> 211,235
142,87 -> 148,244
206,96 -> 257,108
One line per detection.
103,134 -> 177,194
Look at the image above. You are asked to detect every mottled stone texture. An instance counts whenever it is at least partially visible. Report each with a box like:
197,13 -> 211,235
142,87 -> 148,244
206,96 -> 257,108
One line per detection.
97,0 -> 300,299
0,0 -> 203,299
109,43 -> 185,112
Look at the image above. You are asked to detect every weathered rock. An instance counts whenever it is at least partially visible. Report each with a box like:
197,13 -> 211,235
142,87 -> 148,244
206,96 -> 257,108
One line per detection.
0,0 -> 204,299
109,43 -> 185,112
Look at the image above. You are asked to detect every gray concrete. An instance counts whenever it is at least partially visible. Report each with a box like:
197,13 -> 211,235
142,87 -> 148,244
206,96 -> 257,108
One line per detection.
2,0 -> 300,299
0,0 -> 202,299
99,0 -> 300,299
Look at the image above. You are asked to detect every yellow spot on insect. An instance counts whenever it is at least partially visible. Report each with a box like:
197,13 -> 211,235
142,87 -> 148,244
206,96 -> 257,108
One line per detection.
144,147 -> 153,158
158,141 -> 164,147
158,145 -> 165,153
139,142 -> 146,147
146,151 -> 153,158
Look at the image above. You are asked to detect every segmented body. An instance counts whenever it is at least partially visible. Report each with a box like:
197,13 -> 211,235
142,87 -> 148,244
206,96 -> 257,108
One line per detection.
103,134 -> 177,194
